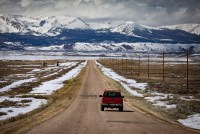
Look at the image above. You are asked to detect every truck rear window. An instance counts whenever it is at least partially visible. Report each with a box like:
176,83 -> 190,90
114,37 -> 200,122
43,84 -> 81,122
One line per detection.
103,92 -> 121,97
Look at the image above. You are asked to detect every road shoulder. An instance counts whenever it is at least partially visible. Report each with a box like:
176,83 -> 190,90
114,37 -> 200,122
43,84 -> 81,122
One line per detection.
94,60 -> 200,134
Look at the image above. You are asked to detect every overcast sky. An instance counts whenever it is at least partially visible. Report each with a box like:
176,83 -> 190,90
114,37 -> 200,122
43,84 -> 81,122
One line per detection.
0,0 -> 200,26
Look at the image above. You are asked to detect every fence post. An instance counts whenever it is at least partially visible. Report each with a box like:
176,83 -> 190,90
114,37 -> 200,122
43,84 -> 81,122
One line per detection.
118,58 -> 120,72
126,58 -> 128,75
112,58 -> 114,69
163,51 -> 165,82
110,58 -> 111,67
187,50 -> 189,89
131,58 -> 133,75
115,58 -> 117,70
117,58 -> 119,72
138,55 -> 140,77
122,58 -> 123,73
148,53 -> 150,78
42,61 -> 46,66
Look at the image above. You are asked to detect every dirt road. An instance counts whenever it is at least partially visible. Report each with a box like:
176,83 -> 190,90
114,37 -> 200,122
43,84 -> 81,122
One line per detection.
26,61 -> 197,134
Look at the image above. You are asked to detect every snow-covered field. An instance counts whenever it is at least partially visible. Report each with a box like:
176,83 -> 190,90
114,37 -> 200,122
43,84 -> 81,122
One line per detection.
0,62 -> 78,93
178,114 -> 200,129
0,61 -> 87,120
30,61 -> 87,95
144,92 -> 176,109
0,96 -> 47,120
96,61 -> 146,97
23,42 -> 200,53
95,61 -> 200,129
0,78 -> 36,93
0,51 -> 100,61
0,50 -> 199,63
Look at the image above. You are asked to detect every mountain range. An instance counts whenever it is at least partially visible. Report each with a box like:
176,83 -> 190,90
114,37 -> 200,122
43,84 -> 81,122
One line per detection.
0,14 -> 200,52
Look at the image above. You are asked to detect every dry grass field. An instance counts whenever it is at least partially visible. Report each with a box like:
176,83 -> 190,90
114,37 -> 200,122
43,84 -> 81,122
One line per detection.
0,60 -> 81,92
0,60 -> 84,125
98,54 -> 200,120
0,60 -> 86,134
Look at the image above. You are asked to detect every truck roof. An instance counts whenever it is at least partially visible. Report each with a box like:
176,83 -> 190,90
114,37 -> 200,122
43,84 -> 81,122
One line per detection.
104,90 -> 121,93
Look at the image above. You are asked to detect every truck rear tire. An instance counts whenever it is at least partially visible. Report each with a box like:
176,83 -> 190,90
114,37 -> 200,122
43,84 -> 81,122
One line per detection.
119,106 -> 123,111
101,105 -> 104,111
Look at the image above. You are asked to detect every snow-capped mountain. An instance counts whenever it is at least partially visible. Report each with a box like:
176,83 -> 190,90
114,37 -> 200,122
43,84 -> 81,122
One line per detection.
88,22 -> 112,30
160,24 -> 200,35
24,42 -> 200,53
25,45 -> 65,51
110,21 -> 200,42
0,14 -> 24,33
0,14 -> 200,51
1,14 -> 200,37
88,21 -> 122,30
0,14 -> 90,36
111,21 -> 146,37
111,21 -> 161,37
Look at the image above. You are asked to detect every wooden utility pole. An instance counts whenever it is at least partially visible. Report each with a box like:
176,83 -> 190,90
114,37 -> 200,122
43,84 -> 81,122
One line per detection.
42,61 -> 46,66
116,58 -> 117,71
148,54 -> 150,78
110,58 -> 112,67
118,58 -> 120,72
122,58 -> 123,73
112,58 -> 114,69
126,58 -> 128,75
131,58 -> 133,75
186,50 -> 189,89
163,51 -> 165,82
138,55 -> 140,77
117,58 -> 119,72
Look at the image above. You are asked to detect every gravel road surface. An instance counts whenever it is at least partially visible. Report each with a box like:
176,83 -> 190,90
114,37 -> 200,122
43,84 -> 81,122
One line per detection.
26,61 -> 197,134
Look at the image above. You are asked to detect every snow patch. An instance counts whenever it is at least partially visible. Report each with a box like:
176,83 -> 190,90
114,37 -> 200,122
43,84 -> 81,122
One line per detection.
178,113 -> 200,129
30,61 -> 87,95
31,69 -> 41,72
0,96 -> 47,120
180,96 -> 200,102
96,61 -> 146,97
161,24 -> 200,35
153,101 -> 176,109
145,92 -> 176,109
0,78 -> 36,93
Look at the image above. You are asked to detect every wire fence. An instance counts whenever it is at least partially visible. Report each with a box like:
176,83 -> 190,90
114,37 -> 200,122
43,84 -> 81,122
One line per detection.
98,52 -> 200,91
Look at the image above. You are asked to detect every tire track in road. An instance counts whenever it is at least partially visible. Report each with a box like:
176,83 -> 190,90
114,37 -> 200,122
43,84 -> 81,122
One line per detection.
26,61 -> 198,134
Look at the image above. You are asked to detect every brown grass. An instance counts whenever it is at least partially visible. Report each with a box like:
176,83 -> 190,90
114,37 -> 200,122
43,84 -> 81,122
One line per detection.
96,61 -> 180,123
0,100 -> 17,108
0,60 -> 82,96
98,59 -> 200,95
0,112 -> 7,116
97,58 -> 200,129
0,60 -> 83,86
0,61 -> 86,134
0,99 -> 32,109
20,100 -> 32,103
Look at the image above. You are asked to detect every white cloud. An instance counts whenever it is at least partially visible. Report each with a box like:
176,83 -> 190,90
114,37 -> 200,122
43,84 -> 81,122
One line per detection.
21,0 -> 32,7
174,7 -> 188,19
196,9 -> 200,18
0,0 -> 200,26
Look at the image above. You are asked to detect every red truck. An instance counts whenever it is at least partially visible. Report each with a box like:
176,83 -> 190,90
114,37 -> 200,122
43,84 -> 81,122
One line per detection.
99,90 -> 124,111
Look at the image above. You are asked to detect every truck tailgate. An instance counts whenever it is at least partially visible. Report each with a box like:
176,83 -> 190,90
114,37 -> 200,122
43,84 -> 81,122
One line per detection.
103,97 -> 122,104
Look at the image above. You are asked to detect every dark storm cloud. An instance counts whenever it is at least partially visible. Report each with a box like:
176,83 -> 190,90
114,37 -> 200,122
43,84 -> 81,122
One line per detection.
0,0 -> 200,26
